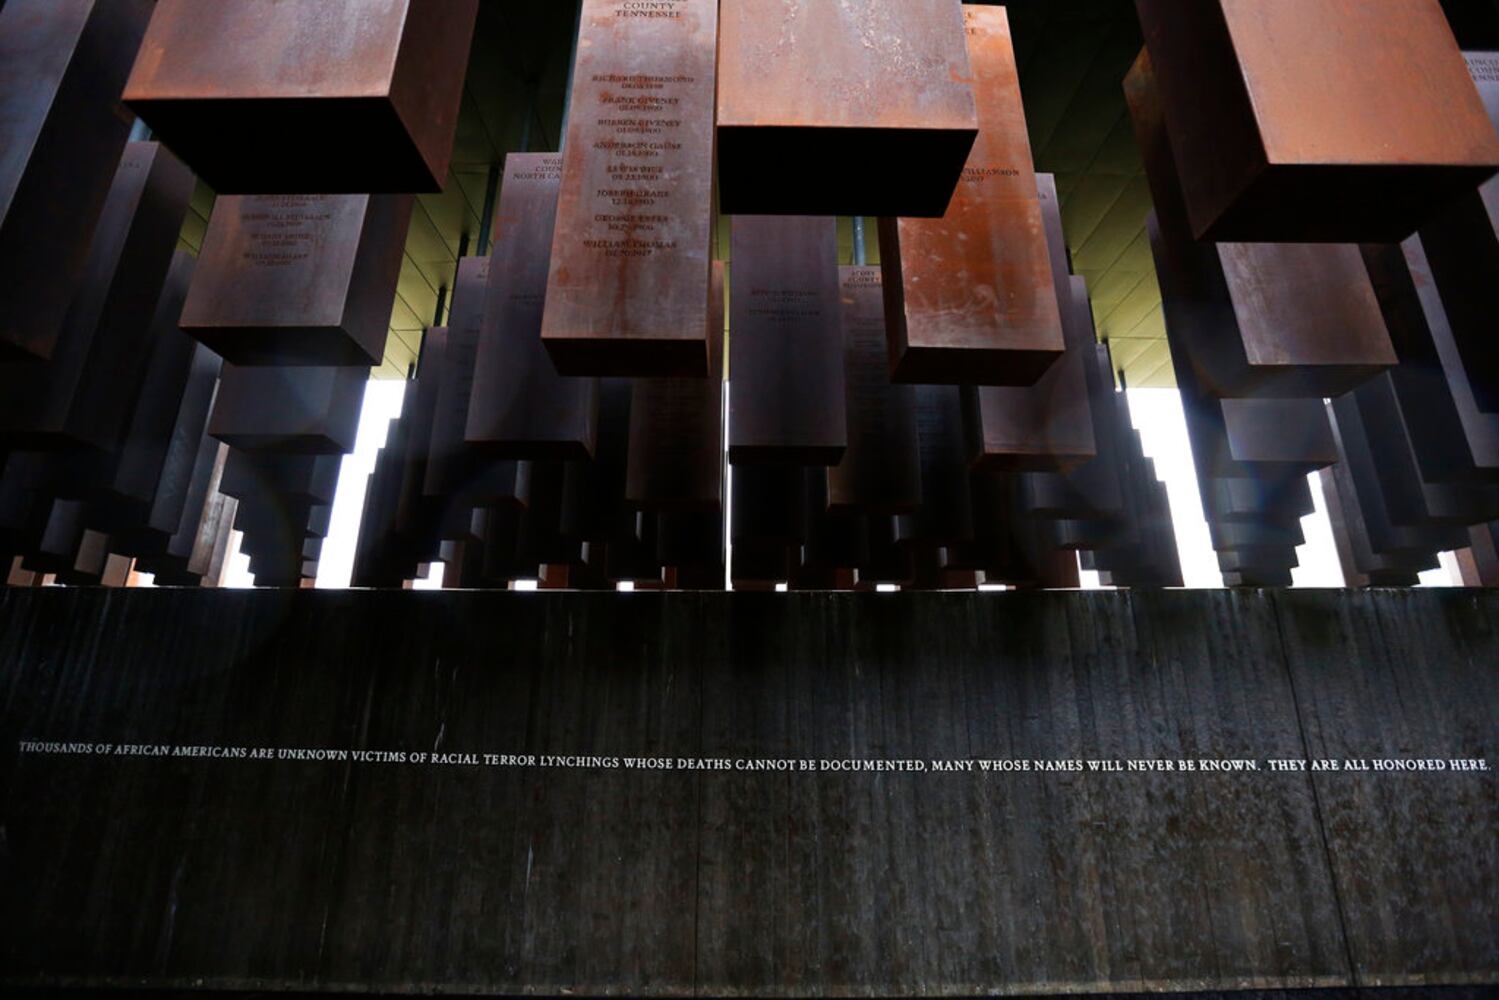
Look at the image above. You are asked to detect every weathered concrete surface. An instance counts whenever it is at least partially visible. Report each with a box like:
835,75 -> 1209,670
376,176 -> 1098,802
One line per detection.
0,589 -> 1494,996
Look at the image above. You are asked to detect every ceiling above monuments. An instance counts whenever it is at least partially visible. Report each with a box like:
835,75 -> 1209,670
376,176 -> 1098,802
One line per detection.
168,0 -> 1162,386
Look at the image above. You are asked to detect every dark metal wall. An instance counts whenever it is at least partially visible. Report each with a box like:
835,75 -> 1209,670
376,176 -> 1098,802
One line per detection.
0,589 -> 1495,995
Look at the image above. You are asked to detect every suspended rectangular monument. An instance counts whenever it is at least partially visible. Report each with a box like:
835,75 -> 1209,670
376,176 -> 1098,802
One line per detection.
1361,237 -> 1499,484
424,257 -> 526,509
717,0 -> 977,217
1326,395 -> 1468,558
625,262 -> 726,512
895,386 -> 974,548
539,0 -> 717,377
1417,52 -> 1499,414
0,0 -> 154,362
0,142 -> 195,452
727,215 -> 846,465
1344,374 -> 1499,528
962,171 -> 1095,470
1126,53 -> 1396,398
208,364 -> 365,455
467,154 -> 598,460
219,452 -> 341,507
91,251 -> 205,509
123,0 -> 477,193
880,6 -> 1063,386
116,341 -> 222,555
179,193 -> 413,367
1134,0 -> 1499,242
421,259 -> 525,515
826,266 -> 920,515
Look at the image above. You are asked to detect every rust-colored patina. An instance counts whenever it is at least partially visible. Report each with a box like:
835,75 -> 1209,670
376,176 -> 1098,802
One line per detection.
0,0 -> 154,363
881,6 -> 1062,386
467,154 -> 598,460
727,215 -> 846,466
540,0 -> 717,377
1013,178 -> 1126,527
180,192 -> 412,367
826,266 -> 920,515
963,172 -> 1096,471
1135,0 -> 1499,241
717,0 -> 976,216
208,363 -> 367,455
123,0 -> 477,193
1127,50 -> 1396,398
625,262 -> 726,512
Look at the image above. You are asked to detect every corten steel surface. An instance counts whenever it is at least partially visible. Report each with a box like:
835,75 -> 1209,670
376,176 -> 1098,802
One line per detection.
467,154 -> 598,460
180,193 -> 413,367
1418,52 -> 1499,414
0,0 -> 153,363
1208,475 -> 1316,527
352,383 -> 413,588
961,169 -> 1095,470
945,472 -> 1030,583
540,0 -> 717,377
234,495 -> 320,587
1326,398 -> 1467,562
1148,211 -> 1336,579
515,461 -> 580,570
1014,181 -> 1126,523
14,251 -> 198,530
208,364 -> 366,455
826,266 -> 920,515
727,215 -> 847,466
134,439 -> 232,584
390,329 -> 450,573
1091,404 -> 1184,588
1361,238 -> 1499,483
1321,466 -> 1430,587
895,385 -> 974,548
105,251 -> 196,498
1026,344 -> 1136,535
857,516 -> 915,584
424,257 -> 525,510
560,381 -> 635,544
1346,374 -> 1499,528
717,0 -> 976,217
801,472 -> 869,571
1127,53 -> 1396,399
24,499 -> 85,575
219,453 -> 340,507
880,7 -> 1062,386
123,0 -> 477,193
91,252 -> 215,528
0,142 -> 195,452
1462,521 -> 1499,585
625,262 -> 725,512
107,338 -> 220,557
1135,0 -> 1499,241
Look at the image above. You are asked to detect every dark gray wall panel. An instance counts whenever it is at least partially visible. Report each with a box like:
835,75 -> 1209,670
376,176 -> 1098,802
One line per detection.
0,590 -> 1494,995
